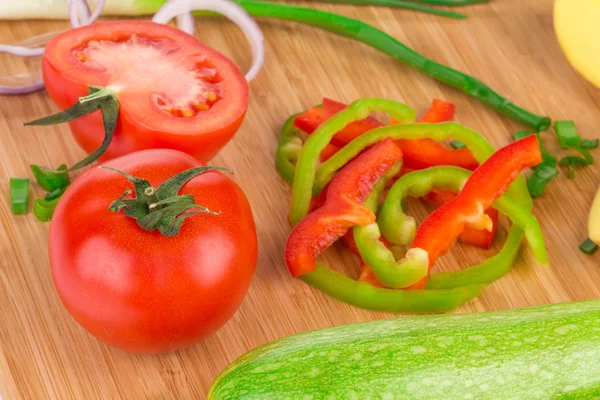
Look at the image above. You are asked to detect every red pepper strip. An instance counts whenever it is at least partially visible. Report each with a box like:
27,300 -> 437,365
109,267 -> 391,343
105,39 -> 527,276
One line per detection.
320,143 -> 342,162
424,190 -> 499,250
358,263 -> 385,288
394,99 -> 479,171
285,138 -> 402,278
409,135 -> 542,288
293,100 -> 381,147
308,183 -> 330,213
418,99 -> 456,123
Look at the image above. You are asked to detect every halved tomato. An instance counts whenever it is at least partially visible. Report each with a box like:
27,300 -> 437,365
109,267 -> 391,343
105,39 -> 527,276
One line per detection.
42,20 -> 249,162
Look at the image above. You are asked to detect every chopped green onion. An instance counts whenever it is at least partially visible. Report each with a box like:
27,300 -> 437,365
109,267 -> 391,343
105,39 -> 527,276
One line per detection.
581,139 -> 599,150
450,140 -> 466,149
34,196 -> 62,222
30,164 -> 70,192
555,120 -> 581,149
540,149 -> 557,167
514,131 -> 535,140
527,164 -> 559,198
559,155 -> 592,167
9,178 -> 30,215
559,148 -> 593,178
44,186 -> 68,201
579,238 -> 598,255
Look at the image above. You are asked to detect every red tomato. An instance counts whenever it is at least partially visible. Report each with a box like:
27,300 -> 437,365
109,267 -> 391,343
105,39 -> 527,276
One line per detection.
42,21 -> 249,163
49,149 -> 257,353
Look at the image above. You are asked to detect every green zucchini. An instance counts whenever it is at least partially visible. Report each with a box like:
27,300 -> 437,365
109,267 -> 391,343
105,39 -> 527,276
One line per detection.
209,300 -> 600,399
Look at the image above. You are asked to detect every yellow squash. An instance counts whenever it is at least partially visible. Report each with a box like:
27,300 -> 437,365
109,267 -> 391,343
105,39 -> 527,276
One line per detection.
555,0 -> 600,88
589,189 -> 600,245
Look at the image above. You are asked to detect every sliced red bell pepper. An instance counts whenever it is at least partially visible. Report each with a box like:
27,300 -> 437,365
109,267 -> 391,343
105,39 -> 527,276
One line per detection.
293,106 -> 331,134
394,99 -> 479,171
285,138 -> 402,277
357,263 -> 385,288
418,99 -> 456,123
320,143 -> 342,162
297,98 -> 478,171
409,135 -> 542,288
424,190 -> 499,250
293,99 -> 382,147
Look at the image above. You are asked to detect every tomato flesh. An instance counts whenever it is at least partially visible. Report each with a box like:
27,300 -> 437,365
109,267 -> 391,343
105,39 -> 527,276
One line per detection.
73,35 -> 223,117
49,149 -> 258,353
43,21 -> 249,162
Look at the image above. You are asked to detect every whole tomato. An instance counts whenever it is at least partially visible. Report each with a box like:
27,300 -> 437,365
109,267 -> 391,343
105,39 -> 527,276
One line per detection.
49,149 -> 257,353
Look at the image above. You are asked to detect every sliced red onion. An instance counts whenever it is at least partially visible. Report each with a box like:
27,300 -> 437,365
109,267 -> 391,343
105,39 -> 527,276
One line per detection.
152,0 -> 265,82
170,0 -> 196,36
69,0 -> 89,28
88,0 -> 107,25
176,13 -> 196,35
0,81 -> 45,95
69,0 -> 106,28
0,45 -> 44,58
0,0 -> 107,95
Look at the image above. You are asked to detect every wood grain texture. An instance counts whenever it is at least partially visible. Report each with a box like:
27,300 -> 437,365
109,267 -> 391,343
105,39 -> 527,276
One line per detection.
0,0 -> 599,398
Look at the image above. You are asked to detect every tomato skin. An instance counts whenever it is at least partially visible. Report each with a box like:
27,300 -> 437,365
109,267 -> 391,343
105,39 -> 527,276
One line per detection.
42,21 -> 249,163
49,149 -> 257,353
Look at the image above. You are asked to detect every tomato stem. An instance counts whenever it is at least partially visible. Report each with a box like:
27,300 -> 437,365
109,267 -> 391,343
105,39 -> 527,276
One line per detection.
24,85 -> 119,174
100,165 -> 231,236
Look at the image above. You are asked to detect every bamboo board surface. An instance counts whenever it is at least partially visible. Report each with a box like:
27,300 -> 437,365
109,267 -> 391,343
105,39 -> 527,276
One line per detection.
1,1 -> 599,398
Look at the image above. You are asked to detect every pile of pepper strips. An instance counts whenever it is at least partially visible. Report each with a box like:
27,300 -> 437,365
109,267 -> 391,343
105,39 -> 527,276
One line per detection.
276,98 -> 549,313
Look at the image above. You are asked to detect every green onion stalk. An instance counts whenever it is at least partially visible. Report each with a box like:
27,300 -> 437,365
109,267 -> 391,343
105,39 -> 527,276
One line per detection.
0,0 -> 489,20
0,0 -> 549,131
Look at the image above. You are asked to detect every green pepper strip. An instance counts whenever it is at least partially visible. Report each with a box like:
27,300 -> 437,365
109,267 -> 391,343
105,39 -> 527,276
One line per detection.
300,164 -> 484,313
275,113 -> 304,186
357,166 -> 544,288
426,225 -> 523,289
290,98 -> 416,225
234,0 -> 550,131
302,265 -> 485,313
352,165 -> 428,288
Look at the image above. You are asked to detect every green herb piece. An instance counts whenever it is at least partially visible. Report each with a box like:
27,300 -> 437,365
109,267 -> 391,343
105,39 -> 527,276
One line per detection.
579,238 -> 598,255
450,140 -> 466,149
34,196 -> 61,222
9,178 -> 29,215
44,186 -> 68,201
30,164 -> 70,191
581,139 -> 599,150
559,148 -> 593,178
527,164 -> 559,198
555,120 -> 581,149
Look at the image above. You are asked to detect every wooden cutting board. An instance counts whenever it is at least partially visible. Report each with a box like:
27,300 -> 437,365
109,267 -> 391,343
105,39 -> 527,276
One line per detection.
0,1 -> 599,398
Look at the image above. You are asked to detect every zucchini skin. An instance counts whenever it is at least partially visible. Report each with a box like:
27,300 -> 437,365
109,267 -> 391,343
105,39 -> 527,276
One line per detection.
209,300 -> 600,399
